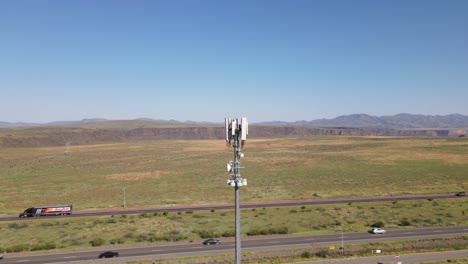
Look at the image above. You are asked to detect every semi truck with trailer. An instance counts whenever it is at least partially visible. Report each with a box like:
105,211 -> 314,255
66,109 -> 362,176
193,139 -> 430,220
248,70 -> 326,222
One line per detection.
18,205 -> 72,218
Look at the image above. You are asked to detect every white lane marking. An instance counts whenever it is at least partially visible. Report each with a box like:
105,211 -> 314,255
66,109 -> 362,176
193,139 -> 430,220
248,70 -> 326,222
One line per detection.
267,241 -> 280,243
432,230 -> 442,232
151,249 -> 163,252
191,246 -> 204,249
403,232 -> 414,234
63,256 -> 77,259
303,239 -> 314,241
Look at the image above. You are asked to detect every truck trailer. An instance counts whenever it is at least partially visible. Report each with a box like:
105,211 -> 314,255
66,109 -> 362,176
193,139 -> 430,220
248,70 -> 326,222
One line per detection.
18,205 -> 72,218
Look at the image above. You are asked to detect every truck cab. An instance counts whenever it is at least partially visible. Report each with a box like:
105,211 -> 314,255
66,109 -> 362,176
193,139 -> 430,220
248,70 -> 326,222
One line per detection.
18,207 -> 34,218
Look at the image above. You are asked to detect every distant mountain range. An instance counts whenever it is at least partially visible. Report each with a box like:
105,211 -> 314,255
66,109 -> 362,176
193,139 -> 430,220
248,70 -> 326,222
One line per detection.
1,114 -> 467,148
256,114 -> 468,129
1,114 -> 468,129
0,118 -> 107,128
0,118 -> 215,129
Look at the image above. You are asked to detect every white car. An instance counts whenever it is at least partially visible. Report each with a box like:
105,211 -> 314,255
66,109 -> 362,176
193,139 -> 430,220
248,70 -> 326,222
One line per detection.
371,228 -> 386,234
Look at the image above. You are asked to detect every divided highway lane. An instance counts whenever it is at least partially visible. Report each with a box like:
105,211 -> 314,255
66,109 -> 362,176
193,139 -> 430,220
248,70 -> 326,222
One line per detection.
1,194 -> 463,222
2,226 -> 467,264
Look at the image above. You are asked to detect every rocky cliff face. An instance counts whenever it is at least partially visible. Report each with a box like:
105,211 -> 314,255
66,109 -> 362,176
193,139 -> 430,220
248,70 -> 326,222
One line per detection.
249,126 -> 450,137
0,126 -> 461,148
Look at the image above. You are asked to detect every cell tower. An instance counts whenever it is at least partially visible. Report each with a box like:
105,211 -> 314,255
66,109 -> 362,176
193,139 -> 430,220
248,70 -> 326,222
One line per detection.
225,117 -> 248,264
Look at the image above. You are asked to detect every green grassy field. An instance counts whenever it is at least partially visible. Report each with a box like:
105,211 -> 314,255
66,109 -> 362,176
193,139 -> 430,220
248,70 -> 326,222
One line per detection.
0,136 -> 467,214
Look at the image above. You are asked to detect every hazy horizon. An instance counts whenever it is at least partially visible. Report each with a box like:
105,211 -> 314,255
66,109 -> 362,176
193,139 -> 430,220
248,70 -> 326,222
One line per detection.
2,113 -> 467,125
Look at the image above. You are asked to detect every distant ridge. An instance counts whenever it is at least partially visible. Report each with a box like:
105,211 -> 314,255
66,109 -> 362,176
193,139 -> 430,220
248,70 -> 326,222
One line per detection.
256,114 -> 468,129
0,118 -> 216,129
2,114 -> 467,148
1,114 -> 468,129
0,118 -> 108,128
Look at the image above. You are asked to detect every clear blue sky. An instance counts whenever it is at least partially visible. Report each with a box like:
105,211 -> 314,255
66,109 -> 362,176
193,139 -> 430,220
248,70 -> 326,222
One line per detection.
1,0 -> 467,123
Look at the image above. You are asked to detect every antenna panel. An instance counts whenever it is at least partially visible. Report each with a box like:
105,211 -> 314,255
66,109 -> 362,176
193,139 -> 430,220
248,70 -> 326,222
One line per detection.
231,119 -> 237,135
225,118 -> 230,142
241,117 -> 248,140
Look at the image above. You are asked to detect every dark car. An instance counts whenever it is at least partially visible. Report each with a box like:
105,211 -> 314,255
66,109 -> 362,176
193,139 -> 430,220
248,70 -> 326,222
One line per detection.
98,251 -> 119,258
203,238 -> 220,245
456,192 -> 465,196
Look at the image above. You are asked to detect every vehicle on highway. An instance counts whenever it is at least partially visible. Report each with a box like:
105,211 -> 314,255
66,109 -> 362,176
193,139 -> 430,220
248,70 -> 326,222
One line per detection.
455,191 -> 465,196
203,238 -> 220,245
370,228 -> 386,234
18,205 -> 72,218
98,251 -> 119,258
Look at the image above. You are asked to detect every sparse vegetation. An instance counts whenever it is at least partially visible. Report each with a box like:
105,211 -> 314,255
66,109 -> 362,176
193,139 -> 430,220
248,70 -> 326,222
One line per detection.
0,199 -> 466,253
1,136 -> 467,214
89,238 -> 106,247
371,221 -> 385,228
0,135 -> 467,260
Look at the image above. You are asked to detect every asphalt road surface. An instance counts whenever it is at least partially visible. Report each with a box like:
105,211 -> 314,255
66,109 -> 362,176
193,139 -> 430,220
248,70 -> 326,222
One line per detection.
1,226 -> 467,264
1,193 -> 464,222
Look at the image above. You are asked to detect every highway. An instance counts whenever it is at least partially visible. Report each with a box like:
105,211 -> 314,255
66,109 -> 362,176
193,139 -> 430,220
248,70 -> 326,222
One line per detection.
1,193 -> 463,222
0,194 -> 465,263
1,226 -> 467,263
